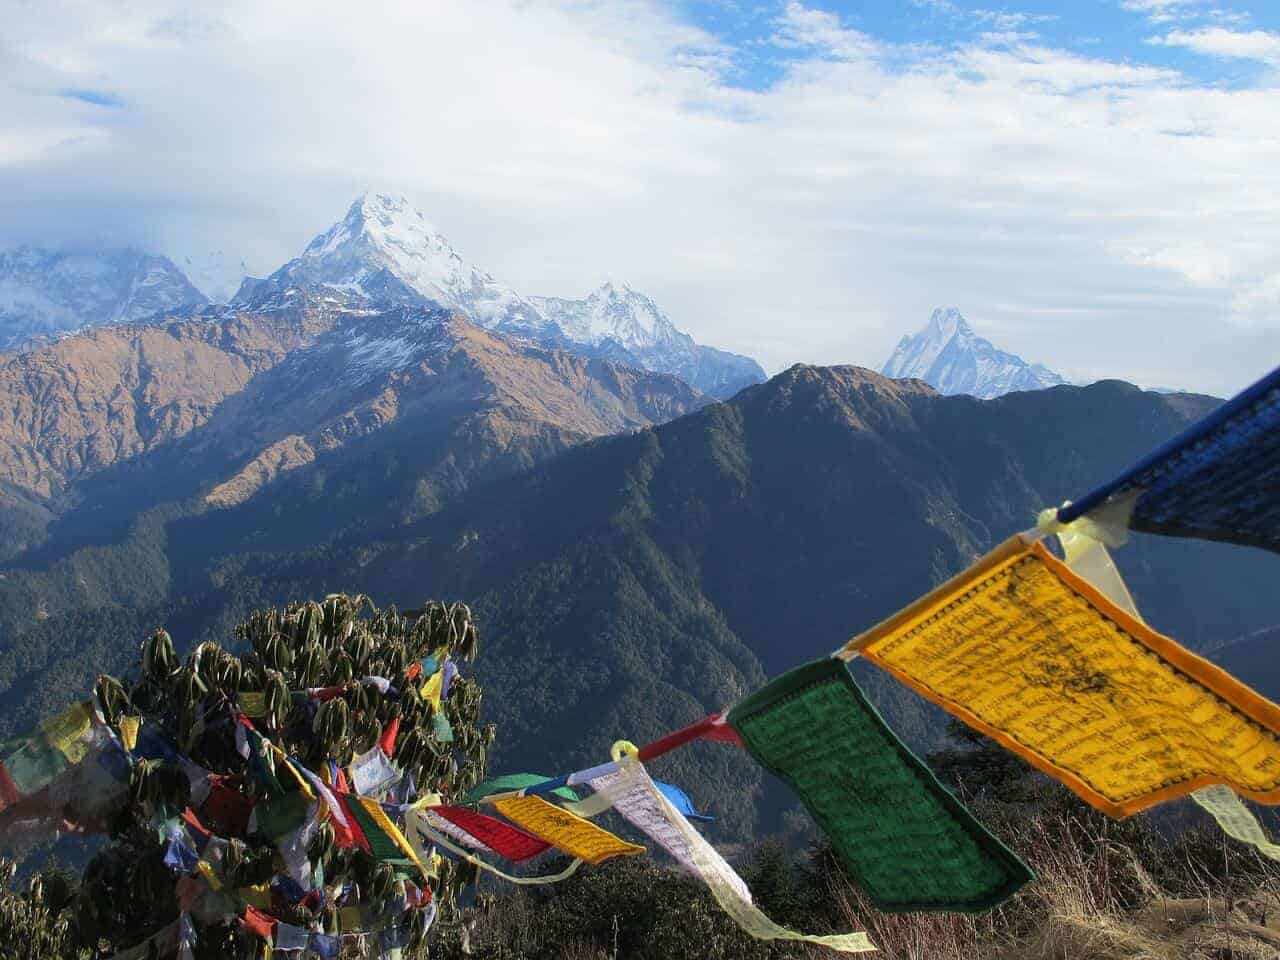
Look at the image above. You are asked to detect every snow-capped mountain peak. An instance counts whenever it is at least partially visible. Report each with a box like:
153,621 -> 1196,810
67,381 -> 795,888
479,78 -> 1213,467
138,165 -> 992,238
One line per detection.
258,191 -> 544,332
882,307 -> 1066,399
0,246 -> 208,352
304,192 -> 449,263
232,193 -> 765,399
530,280 -> 686,351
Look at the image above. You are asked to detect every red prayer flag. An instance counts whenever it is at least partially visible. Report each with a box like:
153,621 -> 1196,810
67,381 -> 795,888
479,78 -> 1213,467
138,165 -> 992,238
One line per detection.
181,806 -> 212,846
379,717 -> 400,758
201,776 -> 253,837
242,905 -> 278,940
335,793 -> 371,852
309,685 -> 346,703
0,763 -> 20,810
433,806 -> 550,862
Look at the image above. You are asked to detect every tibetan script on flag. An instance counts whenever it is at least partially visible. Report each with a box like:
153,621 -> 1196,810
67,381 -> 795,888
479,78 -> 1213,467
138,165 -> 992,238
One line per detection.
850,536 -> 1280,817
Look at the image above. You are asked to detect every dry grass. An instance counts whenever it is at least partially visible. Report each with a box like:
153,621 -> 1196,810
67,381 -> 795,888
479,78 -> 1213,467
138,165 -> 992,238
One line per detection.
816,808 -> 1280,960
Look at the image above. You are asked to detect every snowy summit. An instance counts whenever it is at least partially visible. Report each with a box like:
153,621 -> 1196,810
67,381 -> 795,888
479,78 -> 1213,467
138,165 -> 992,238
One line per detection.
234,192 -> 765,399
882,307 -> 1065,400
0,247 -> 208,352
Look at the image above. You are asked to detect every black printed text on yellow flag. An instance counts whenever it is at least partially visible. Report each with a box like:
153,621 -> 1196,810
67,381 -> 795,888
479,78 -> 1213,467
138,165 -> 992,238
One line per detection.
847,536 -> 1280,818
492,795 -> 644,864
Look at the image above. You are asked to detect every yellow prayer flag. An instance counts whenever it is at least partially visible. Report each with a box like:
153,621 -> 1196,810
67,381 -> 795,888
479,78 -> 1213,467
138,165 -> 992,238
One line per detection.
239,692 -> 269,718
420,670 -> 443,714
338,906 -> 364,931
196,859 -> 222,891
118,715 -> 141,752
356,797 -> 427,876
493,795 -> 645,865
847,536 -> 1280,818
41,701 -> 94,765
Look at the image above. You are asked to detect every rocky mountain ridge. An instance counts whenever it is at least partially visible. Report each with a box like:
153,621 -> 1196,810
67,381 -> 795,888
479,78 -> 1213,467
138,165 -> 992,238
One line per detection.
0,291 -> 706,565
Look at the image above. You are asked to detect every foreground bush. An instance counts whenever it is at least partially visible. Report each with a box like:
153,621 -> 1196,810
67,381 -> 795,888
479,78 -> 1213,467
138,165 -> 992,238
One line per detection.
0,594 -> 492,959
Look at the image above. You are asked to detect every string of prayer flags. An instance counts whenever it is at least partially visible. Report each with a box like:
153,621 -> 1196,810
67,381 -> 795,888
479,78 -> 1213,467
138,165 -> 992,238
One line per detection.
201,777 -> 254,837
274,921 -> 311,952
428,806 -> 550,862
726,657 -> 1033,912
441,661 -> 458,699
588,758 -> 875,954
0,701 -> 95,811
1056,363 -> 1280,553
404,808 -> 585,886
490,794 -> 645,865
251,790 -> 312,842
847,535 -> 1280,818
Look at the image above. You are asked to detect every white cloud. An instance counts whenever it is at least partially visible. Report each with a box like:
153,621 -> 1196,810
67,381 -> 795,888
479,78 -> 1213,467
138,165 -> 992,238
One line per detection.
771,2 -> 880,60
0,0 -> 1278,395
1120,0 -> 1201,25
1150,27 -> 1280,61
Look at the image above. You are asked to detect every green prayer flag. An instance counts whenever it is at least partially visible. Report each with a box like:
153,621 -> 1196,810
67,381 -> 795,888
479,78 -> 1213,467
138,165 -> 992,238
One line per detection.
432,712 -> 454,744
345,797 -> 409,865
3,740 -> 68,795
254,790 -> 311,842
727,658 -> 1033,913
462,773 -> 579,804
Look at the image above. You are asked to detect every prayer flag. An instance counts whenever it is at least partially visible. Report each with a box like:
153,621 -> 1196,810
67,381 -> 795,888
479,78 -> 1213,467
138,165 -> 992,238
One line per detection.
349,746 -> 402,797
430,806 -> 550,862
118,716 -> 141,752
589,759 -> 874,954
491,795 -> 645,865
849,536 -> 1280,817
379,717 -> 400,758
1057,363 -> 1280,553
728,657 -> 1032,912
463,774 -> 579,804
654,781 -> 713,823
421,670 -> 443,713
242,905 -> 277,940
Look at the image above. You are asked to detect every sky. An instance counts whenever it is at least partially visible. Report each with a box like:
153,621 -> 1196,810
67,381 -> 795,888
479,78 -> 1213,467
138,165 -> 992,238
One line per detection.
2,0 -> 1279,395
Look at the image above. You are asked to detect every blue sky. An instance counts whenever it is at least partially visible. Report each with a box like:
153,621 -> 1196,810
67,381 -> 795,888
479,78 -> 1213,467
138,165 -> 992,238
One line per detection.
679,0 -> 1280,89
2,0 -> 1279,394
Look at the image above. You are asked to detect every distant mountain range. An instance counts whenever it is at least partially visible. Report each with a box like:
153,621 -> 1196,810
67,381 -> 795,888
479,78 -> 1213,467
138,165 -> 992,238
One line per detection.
0,247 -> 208,352
883,307 -> 1066,399
239,192 -> 765,399
0,193 -> 764,400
